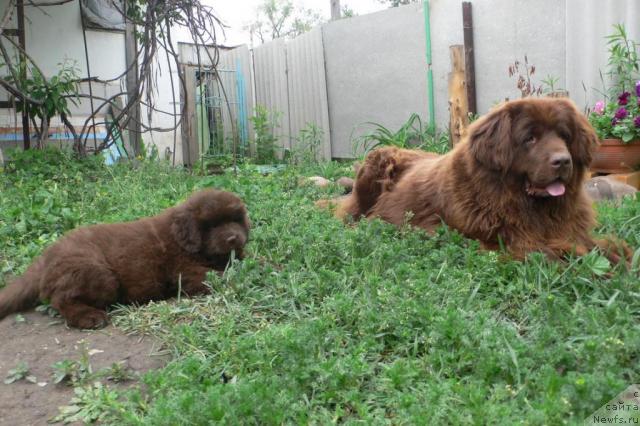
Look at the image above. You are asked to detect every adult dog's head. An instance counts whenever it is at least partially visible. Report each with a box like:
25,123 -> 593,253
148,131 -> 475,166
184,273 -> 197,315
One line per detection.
170,189 -> 250,262
467,98 -> 597,198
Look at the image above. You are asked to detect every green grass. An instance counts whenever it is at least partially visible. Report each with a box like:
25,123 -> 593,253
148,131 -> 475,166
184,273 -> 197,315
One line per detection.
1,148 -> 640,424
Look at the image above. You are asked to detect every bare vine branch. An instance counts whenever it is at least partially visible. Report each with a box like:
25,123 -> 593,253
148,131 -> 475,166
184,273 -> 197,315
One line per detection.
0,0 -> 224,161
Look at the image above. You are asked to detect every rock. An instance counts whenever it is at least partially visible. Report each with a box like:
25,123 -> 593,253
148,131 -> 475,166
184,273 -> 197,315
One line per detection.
584,176 -> 637,202
336,177 -> 355,193
306,176 -> 331,188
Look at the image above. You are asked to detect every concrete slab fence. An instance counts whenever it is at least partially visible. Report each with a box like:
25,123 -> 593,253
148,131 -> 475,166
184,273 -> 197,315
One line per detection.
229,0 -> 639,160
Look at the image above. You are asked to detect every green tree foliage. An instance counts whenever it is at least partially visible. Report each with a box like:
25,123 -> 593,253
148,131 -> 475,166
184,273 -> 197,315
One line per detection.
246,0 -> 324,44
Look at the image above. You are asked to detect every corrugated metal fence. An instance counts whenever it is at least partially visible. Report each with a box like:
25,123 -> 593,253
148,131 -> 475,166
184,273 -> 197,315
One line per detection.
252,38 -> 289,151
252,28 -> 331,160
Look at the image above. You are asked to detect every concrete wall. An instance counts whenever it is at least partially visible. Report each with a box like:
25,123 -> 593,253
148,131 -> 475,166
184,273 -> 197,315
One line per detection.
323,4 -> 429,158
430,0 -> 565,110
323,0 -> 566,158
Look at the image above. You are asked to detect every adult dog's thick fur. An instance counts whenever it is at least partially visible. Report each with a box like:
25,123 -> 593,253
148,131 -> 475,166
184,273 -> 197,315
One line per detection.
0,189 -> 250,329
331,98 -> 632,262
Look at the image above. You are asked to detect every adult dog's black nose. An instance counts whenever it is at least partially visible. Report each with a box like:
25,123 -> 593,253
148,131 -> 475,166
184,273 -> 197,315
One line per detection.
550,153 -> 572,169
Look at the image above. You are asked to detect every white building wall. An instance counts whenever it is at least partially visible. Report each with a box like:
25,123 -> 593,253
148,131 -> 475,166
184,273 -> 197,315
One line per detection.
566,0 -> 640,109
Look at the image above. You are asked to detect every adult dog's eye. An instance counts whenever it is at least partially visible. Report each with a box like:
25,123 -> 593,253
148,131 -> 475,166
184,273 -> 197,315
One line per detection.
524,136 -> 536,145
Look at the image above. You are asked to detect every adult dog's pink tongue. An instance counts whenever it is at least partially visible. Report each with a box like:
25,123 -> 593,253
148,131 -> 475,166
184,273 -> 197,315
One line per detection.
546,182 -> 566,196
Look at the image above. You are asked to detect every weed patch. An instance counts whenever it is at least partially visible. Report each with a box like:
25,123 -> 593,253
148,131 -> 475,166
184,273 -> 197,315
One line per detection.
1,149 -> 639,424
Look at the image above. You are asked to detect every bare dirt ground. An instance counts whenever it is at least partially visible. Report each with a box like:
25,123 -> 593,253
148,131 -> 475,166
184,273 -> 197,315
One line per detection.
0,311 -> 166,426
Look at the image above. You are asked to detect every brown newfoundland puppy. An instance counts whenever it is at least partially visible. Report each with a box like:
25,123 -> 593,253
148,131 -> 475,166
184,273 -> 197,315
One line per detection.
331,98 -> 632,262
0,189 -> 249,329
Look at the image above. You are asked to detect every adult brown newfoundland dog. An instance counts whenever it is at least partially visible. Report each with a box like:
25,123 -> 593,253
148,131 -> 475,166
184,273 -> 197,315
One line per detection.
0,189 -> 250,329
331,98 -> 632,263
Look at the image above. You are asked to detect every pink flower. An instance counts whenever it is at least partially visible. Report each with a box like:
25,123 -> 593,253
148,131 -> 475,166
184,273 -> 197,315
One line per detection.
594,100 -> 605,114
636,81 -> 640,97
635,116 -> 640,128
618,92 -> 631,105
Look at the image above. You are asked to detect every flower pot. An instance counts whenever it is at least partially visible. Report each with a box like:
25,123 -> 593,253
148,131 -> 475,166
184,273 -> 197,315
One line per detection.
590,138 -> 640,174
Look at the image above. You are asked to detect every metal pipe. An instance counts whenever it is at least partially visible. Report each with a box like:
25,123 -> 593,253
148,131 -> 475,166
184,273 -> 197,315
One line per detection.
79,0 -> 98,151
423,0 -> 436,132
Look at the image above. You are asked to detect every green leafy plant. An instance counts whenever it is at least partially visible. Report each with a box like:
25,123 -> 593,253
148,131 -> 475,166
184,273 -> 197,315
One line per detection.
288,123 -> 323,166
605,24 -> 639,98
6,59 -> 81,148
103,362 -> 136,383
194,154 -> 241,175
245,0 -> 324,44
53,350 -> 93,385
35,301 -> 62,319
250,105 -> 281,164
540,74 -> 564,95
4,361 -> 36,384
51,355 -> 93,386
354,113 -> 449,154
52,382 -> 122,424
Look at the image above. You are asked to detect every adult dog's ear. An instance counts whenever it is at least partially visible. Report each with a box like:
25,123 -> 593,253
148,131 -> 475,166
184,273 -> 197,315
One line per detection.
171,208 -> 201,253
570,104 -> 598,167
467,105 -> 514,172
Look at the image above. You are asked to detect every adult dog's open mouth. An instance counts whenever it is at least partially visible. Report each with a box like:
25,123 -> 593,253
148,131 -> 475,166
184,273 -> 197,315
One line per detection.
525,179 -> 566,197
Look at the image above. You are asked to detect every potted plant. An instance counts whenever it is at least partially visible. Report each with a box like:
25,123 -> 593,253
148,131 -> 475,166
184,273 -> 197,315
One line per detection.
589,82 -> 640,173
588,24 -> 640,174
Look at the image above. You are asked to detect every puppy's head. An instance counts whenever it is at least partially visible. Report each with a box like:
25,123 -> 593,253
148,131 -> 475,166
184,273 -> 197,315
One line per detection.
467,97 -> 597,198
171,189 -> 250,260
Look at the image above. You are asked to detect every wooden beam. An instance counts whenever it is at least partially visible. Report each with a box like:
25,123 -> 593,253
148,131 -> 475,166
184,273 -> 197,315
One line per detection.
462,2 -> 476,115
448,45 -> 469,146
124,0 -> 142,156
180,65 -> 199,166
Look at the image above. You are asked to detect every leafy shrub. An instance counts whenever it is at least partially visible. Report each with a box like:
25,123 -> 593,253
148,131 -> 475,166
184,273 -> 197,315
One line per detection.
250,105 -> 281,164
354,113 -> 449,154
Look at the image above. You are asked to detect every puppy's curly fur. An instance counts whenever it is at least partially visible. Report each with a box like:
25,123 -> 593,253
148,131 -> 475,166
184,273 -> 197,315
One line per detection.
330,98 -> 632,262
0,189 -> 250,329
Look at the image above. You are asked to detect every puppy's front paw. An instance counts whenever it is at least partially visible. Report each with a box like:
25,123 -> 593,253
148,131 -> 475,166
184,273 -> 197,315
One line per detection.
66,309 -> 109,329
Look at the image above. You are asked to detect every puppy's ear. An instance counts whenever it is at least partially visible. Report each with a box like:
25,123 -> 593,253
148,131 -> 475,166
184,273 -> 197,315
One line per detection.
467,105 -> 514,171
570,106 -> 597,167
171,209 -> 201,253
